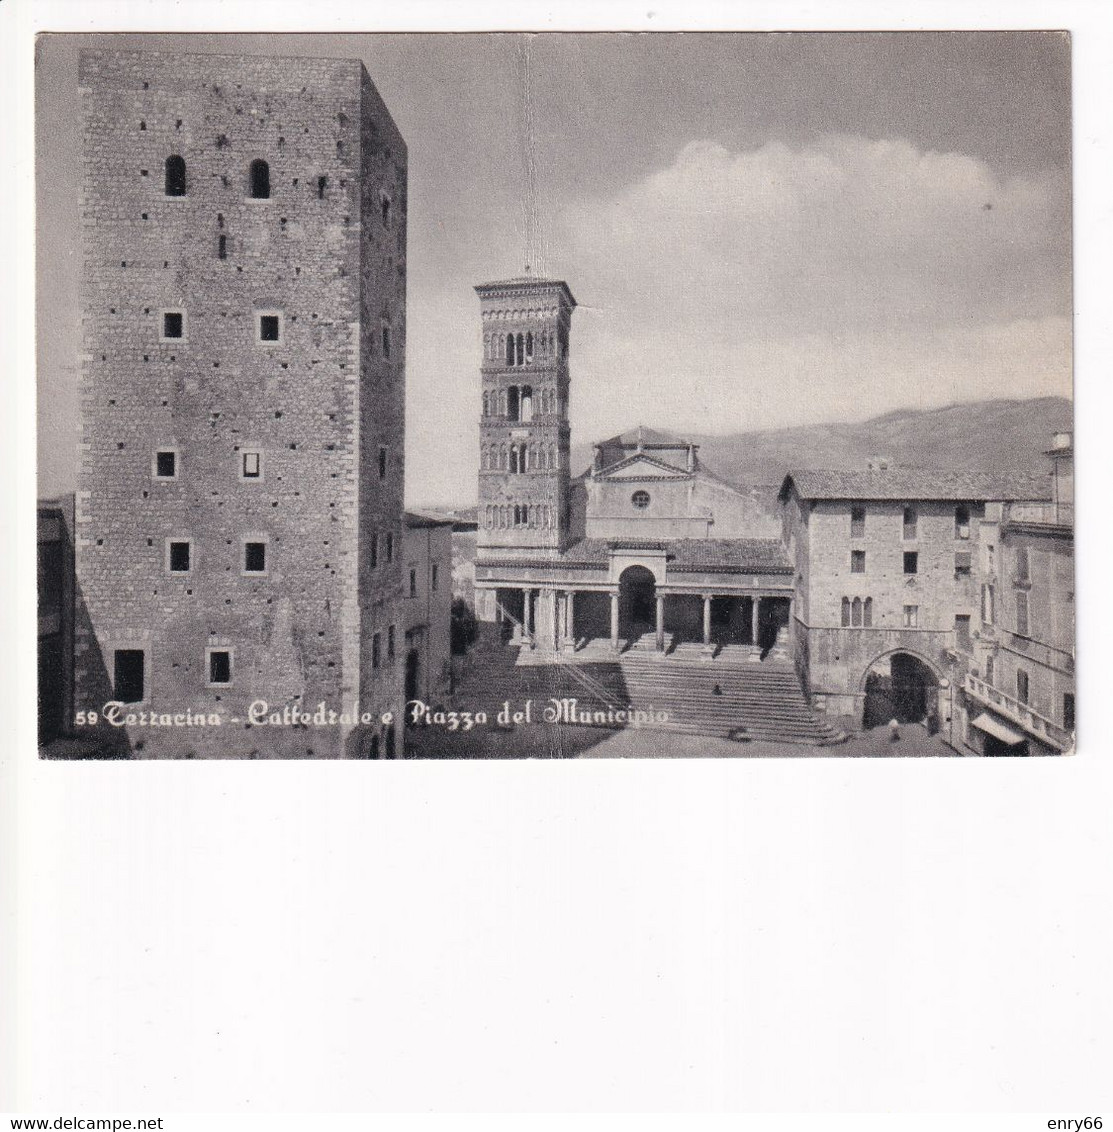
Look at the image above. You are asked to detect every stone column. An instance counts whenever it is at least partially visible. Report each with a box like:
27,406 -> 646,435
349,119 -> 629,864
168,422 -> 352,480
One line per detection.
752,596 -> 761,647
524,588 -> 534,644
610,591 -> 620,650
554,591 -> 564,650
655,594 -> 665,651
538,588 -> 557,651
702,594 -> 712,646
566,590 -> 575,649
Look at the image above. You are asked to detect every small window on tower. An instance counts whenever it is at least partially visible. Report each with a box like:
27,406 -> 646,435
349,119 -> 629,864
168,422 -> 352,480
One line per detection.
164,155 -> 186,197
318,175 -> 328,199
256,312 -> 283,344
243,540 -> 267,574
154,450 -> 177,479
249,159 -> 271,200
378,445 -> 388,480
241,451 -> 262,480
207,648 -> 233,686
632,490 -> 650,510
381,323 -> 391,359
167,539 -> 192,573
380,192 -> 391,227
161,310 -> 185,340
113,649 -> 146,704
409,568 -> 417,598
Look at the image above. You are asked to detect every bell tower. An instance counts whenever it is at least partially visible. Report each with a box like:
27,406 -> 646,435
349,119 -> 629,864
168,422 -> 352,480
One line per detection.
475,276 -> 576,555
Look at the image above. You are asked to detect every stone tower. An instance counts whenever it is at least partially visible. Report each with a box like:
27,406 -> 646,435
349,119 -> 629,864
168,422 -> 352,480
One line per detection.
475,277 -> 576,555
74,50 -> 407,758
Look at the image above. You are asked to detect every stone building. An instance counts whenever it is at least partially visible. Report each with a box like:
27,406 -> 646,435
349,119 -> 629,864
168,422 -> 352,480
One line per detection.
778,467 -> 1052,734
955,434 -> 1075,755
473,276 -> 794,655
74,50 -> 407,758
401,510 -> 454,714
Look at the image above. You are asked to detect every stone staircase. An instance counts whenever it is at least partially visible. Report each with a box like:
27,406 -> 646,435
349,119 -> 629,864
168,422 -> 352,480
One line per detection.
616,653 -> 844,745
419,625 -> 843,750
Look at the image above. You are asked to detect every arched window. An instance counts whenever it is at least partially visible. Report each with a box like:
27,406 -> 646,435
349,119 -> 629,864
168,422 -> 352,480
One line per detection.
482,391 -> 489,418
841,597 -> 851,627
549,445 -> 556,469
520,385 -> 533,422
525,332 -> 533,362
507,385 -> 520,422
506,335 -> 515,366
498,390 -> 506,417
863,598 -> 873,627
852,597 -> 862,627
164,155 -> 186,196
249,159 -> 270,199
516,333 -> 524,366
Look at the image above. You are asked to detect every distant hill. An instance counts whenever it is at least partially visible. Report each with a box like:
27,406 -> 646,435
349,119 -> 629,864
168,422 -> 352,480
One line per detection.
570,397 -> 1072,488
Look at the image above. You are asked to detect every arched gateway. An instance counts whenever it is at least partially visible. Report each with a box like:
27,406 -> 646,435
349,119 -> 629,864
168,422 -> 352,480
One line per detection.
861,649 -> 943,730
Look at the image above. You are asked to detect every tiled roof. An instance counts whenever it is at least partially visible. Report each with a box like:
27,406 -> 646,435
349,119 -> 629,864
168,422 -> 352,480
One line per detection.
597,425 -> 691,448
666,539 -> 792,574
476,537 -> 792,575
474,278 -> 576,305
780,468 -> 1052,503
404,509 -> 456,529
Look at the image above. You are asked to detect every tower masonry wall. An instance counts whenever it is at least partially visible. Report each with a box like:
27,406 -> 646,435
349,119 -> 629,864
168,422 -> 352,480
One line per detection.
75,50 -> 406,758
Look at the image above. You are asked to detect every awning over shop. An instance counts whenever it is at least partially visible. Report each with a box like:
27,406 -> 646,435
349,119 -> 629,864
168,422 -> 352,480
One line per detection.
971,712 -> 1026,746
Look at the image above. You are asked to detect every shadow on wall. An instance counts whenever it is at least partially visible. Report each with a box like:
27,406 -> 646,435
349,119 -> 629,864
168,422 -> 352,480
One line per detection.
60,577 -> 133,758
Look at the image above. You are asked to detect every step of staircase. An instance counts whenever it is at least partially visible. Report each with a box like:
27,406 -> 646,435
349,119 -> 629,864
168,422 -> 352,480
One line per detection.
433,625 -> 844,749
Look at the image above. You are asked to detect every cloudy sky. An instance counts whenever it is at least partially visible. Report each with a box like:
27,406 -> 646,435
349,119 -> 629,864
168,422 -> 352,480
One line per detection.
36,32 -> 1072,505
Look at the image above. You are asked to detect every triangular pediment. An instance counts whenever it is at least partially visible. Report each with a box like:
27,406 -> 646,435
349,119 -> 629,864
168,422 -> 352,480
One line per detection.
598,453 -> 691,480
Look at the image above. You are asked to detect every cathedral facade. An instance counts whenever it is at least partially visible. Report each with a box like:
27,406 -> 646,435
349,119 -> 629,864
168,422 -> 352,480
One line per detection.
473,276 -> 795,658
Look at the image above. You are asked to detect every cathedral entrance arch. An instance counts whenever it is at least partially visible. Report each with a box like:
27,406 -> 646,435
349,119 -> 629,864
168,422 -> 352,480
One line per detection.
618,565 -> 656,641
861,650 -> 942,730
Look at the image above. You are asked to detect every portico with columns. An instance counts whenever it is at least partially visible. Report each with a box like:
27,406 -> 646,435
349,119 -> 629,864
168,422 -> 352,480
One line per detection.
476,538 -> 794,658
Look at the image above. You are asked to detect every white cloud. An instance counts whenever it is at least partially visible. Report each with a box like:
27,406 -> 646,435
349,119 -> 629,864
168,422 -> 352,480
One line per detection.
560,135 -> 1069,335
405,135 -> 1071,504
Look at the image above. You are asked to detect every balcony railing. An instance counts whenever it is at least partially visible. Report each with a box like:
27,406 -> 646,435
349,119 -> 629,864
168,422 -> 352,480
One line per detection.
964,673 -> 1072,751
